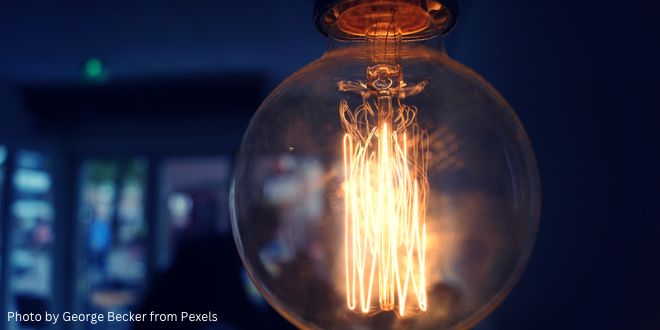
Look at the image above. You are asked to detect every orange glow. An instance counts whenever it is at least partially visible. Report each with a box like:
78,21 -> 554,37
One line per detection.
337,1 -> 431,37
341,97 -> 430,316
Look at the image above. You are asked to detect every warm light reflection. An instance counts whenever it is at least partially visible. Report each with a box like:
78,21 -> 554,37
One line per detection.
340,92 -> 430,316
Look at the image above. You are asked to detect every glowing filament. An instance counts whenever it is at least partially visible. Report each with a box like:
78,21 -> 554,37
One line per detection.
341,99 -> 429,316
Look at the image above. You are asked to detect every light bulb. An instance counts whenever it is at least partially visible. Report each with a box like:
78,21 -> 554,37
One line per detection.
231,1 -> 540,329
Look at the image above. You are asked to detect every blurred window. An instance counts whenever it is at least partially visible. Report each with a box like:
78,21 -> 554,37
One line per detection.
0,145 -> 6,286
6,150 -> 55,330
76,158 -> 147,322
157,157 -> 232,270
0,145 -> 6,186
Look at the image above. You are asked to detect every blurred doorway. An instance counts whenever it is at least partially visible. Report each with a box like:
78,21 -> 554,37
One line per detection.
75,158 -> 148,330
156,157 -> 232,270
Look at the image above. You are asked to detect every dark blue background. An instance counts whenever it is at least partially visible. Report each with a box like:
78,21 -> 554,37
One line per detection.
0,0 -> 659,329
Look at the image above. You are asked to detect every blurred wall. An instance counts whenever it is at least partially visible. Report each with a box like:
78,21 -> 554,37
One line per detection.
0,81 -> 33,143
449,1 -> 660,329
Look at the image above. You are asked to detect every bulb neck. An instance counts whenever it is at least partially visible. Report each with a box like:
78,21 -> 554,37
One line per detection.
322,0 -> 447,58
315,0 -> 457,39
325,32 -> 445,54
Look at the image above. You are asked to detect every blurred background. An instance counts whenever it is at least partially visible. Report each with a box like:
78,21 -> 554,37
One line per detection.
0,0 -> 658,329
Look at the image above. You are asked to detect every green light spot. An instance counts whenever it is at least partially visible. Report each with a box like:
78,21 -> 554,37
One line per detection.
85,58 -> 104,79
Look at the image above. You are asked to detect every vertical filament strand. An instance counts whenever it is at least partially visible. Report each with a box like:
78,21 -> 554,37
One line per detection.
342,107 -> 429,316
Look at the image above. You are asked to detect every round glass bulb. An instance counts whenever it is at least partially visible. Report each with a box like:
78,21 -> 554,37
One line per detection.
231,2 -> 540,329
